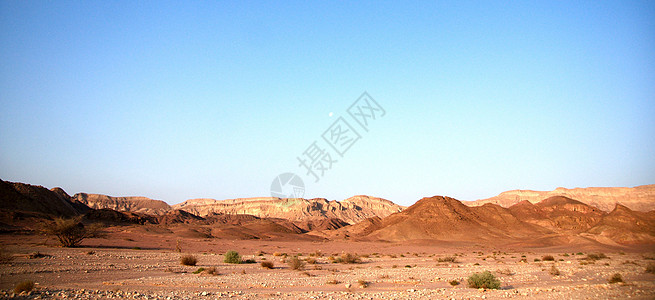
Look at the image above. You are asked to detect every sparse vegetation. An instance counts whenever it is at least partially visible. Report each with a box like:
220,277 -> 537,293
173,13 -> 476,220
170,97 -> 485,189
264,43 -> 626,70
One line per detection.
305,258 -> 317,264
334,253 -> 361,264
542,255 -> 555,261
28,252 -> 49,259
288,256 -> 305,270
326,279 -> 340,284
608,273 -> 623,284
646,263 -> 655,274
585,253 -> 608,261
0,249 -> 14,264
496,268 -> 514,276
437,256 -> 457,263
224,250 -> 241,264
549,265 -> 560,276
449,280 -> 460,286
180,254 -> 198,266
44,217 -> 104,247
261,261 -> 274,269
357,279 -> 369,288
193,267 -> 205,274
204,267 -> 217,275
14,280 -> 35,293
467,271 -> 501,289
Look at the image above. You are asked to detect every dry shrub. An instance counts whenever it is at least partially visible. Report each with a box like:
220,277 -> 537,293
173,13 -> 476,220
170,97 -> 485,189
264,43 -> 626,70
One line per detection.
305,258 -> 317,264
261,261 -> 274,269
180,254 -> 197,266
14,280 -> 35,293
549,265 -> 560,276
608,273 -> 623,284
586,253 -> 608,261
449,280 -> 460,286
44,217 -> 103,247
437,256 -> 457,263
542,255 -> 555,261
357,279 -> 369,288
646,263 -> 655,274
496,268 -> 514,276
288,256 -> 305,270
204,267 -> 218,275
0,249 -> 14,264
335,253 -> 361,264
326,279 -> 340,284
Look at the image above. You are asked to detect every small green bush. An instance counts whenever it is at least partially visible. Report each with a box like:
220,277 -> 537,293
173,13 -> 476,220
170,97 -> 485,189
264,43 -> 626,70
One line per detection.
224,250 -> 241,264
193,267 -> 205,274
608,273 -> 623,284
14,280 -> 35,293
467,271 -> 501,289
180,254 -> 197,266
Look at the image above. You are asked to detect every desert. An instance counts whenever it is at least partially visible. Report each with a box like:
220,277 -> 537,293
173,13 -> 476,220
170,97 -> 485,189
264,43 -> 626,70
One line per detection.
1,179 -> 654,299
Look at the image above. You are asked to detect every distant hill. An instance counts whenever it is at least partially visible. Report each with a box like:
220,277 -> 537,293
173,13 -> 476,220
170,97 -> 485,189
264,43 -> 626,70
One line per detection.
465,185 -> 655,212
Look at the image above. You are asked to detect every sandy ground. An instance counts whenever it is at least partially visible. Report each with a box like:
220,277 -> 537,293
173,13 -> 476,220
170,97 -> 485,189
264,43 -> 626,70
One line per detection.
1,230 -> 654,299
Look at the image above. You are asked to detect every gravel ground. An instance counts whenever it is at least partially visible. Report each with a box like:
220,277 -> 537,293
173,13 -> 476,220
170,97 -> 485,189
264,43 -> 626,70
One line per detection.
1,241 -> 654,299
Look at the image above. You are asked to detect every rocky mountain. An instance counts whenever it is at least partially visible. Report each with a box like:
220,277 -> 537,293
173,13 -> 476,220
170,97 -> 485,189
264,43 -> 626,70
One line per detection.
508,196 -> 605,233
0,179 -> 89,217
350,195 -> 655,246
73,193 -> 171,215
360,196 -> 549,242
172,195 -> 403,224
465,185 -> 655,212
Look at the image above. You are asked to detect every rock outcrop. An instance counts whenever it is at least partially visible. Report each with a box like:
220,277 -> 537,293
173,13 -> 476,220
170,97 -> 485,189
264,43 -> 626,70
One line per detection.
465,185 -> 655,212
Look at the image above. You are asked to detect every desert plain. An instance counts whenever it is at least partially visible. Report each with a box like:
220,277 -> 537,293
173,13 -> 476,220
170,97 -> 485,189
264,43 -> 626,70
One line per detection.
1,180 -> 654,299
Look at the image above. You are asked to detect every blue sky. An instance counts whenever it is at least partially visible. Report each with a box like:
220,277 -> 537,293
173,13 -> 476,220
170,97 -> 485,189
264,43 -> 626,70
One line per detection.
1,1 -> 653,206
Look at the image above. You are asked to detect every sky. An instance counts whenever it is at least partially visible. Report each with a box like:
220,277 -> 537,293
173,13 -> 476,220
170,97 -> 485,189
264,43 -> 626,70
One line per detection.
1,1 -> 654,206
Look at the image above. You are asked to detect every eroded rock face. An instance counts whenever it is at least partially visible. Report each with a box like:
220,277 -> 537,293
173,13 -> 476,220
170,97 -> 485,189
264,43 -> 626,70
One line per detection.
465,185 -> 655,212
172,195 -> 403,224
73,193 -> 171,215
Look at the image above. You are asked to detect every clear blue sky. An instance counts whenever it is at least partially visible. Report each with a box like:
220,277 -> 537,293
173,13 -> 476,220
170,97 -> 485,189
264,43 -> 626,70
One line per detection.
1,1 -> 653,206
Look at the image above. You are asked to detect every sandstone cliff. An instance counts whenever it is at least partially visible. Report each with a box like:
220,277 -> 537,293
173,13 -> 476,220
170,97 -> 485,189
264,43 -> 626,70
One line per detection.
172,195 -> 403,224
73,193 -> 171,215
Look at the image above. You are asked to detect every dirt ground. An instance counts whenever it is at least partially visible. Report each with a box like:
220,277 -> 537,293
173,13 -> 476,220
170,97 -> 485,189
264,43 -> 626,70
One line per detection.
1,229 -> 654,299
